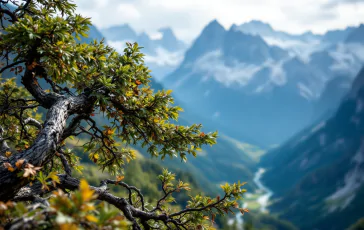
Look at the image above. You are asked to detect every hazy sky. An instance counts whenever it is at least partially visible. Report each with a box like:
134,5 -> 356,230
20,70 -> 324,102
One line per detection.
74,0 -> 364,42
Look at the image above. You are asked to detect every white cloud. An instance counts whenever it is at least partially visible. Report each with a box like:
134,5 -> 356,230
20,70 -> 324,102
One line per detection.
263,37 -> 326,62
193,50 -> 264,87
143,48 -> 184,67
108,40 -> 183,70
107,41 -> 184,67
191,50 -> 288,89
74,0 -> 364,42
329,43 -> 364,74
106,40 -> 128,52
265,59 -> 287,86
116,3 -> 141,20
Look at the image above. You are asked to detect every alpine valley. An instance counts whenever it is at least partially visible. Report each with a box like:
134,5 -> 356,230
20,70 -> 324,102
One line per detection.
260,67 -> 364,230
2,5 -> 364,228
97,19 -> 364,230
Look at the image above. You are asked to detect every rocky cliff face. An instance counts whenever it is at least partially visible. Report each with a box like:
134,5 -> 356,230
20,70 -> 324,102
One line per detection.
260,67 -> 364,230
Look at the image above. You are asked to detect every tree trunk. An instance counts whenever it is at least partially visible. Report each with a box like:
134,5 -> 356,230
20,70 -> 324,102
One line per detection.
0,94 -> 91,201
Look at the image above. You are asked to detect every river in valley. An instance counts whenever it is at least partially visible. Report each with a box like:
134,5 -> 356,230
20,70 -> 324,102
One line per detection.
253,168 -> 274,213
229,168 -> 274,229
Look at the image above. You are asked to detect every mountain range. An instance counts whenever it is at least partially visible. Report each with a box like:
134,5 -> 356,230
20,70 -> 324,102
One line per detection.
74,18 -> 364,230
52,16 -> 364,230
101,24 -> 185,53
260,67 -> 364,230
162,19 -> 364,146
3,6 -> 364,228
100,24 -> 187,81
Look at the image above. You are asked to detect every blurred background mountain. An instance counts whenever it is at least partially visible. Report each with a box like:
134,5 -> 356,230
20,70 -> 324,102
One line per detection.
3,1 -> 364,229
88,18 -> 364,230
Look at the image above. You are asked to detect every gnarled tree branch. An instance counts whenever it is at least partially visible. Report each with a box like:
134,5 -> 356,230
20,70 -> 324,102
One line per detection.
0,60 -> 25,74
0,125 -> 12,156
0,8 -> 17,22
0,94 -> 94,200
24,117 -> 42,129
21,69 -> 61,109
60,114 -> 88,142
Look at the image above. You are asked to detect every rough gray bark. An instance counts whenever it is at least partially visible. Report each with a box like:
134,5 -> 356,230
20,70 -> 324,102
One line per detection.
0,126 -> 11,155
0,92 -> 93,200
21,68 -> 61,109
24,117 -> 42,129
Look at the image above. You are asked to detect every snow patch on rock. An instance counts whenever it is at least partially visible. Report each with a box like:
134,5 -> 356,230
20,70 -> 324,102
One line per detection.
192,50 -> 288,88
329,43 -> 364,75
326,140 -> 364,212
311,122 -> 326,133
298,83 -> 315,100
